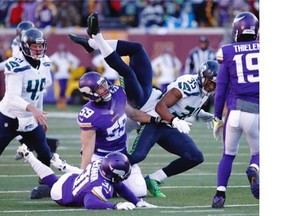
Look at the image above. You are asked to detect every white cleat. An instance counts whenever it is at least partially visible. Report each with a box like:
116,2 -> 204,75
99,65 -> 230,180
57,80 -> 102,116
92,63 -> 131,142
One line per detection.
17,144 -> 30,159
50,153 -> 67,172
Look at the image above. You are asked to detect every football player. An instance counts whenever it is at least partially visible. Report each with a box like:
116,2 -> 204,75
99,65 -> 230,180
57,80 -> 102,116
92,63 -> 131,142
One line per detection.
17,144 -> 157,210
211,11 -> 259,208
0,21 -> 60,162
0,28 -> 53,199
76,71 -> 166,197
128,60 -> 219,198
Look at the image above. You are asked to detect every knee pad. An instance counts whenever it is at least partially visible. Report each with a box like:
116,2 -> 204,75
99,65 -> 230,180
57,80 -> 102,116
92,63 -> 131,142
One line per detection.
123,164 -> 147,197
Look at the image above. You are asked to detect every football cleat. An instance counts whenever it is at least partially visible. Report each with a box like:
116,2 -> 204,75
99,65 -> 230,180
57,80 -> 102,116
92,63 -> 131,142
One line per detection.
212,196 -> 225,208
30,185 -> 51,199
246,166 -> 259,199
16,144 -> 30,159
68,34 -> 94,53
87,12 -> 100,37
50,153 -> 67,172
144,176 -> 166,198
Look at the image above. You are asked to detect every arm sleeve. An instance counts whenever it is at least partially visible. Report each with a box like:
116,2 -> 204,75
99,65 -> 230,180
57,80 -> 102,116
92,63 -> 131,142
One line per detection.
84,193 -> 116,210
45,70 -> 53,89
114,182 -> 140,205
214,63 -> 229,119
5,73 -> 29,110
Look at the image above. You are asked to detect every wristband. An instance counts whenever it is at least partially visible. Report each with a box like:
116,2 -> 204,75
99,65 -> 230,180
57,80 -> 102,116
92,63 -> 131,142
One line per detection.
150,116 -> 156,123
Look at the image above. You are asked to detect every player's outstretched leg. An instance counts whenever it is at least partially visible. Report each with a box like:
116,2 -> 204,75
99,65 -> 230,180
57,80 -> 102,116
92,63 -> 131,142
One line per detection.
17,144 -> 58,199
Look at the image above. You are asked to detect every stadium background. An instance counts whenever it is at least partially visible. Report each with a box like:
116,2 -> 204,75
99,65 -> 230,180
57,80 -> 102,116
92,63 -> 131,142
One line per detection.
0,27 -> 226,103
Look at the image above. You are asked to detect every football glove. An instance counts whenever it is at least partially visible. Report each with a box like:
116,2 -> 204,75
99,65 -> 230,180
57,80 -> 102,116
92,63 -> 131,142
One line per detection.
115,202 -> 136,210
171,117 -> 192,134
197,109 -> 214,129
136,199 -> 158,208
213,117 -> 224,141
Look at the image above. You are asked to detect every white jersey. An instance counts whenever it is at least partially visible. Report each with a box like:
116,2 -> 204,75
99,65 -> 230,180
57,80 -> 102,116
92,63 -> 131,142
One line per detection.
0,37 -> 21,71
165,74 -> 210,119
0,52 -> 52,119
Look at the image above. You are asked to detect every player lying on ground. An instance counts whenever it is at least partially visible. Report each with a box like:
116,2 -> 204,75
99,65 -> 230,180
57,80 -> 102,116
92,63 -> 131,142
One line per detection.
17,144 -> 157,210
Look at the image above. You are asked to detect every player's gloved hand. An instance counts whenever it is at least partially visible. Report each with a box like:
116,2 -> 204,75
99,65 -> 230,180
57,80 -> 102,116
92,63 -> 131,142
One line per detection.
197,109 -> 214,129
150,116 -> 169,125
115,202 -> 136,210
213,117 -> 224,141
171,117 -> 192,133
136,199 -> 158,208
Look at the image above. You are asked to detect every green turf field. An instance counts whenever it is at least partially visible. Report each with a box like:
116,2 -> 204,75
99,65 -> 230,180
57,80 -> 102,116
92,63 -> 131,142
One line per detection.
0,105 -> 259,216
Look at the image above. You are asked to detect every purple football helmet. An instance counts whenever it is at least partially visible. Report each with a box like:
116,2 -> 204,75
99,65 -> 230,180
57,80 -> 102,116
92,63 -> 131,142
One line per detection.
232,12 -> 259,42
78,72 -> 112,103
99,152 -> 131,183
20,28 -> 47,60
198,60 -> 218,94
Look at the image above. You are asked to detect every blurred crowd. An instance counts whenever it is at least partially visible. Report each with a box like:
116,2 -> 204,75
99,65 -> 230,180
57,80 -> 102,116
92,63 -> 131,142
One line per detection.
0,0 -> 259,30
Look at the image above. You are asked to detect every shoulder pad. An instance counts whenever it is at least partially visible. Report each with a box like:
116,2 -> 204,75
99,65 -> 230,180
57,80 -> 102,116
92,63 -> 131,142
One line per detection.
175,75 -> 200,97
5,57 -> 31,73
42,55 -> 51,67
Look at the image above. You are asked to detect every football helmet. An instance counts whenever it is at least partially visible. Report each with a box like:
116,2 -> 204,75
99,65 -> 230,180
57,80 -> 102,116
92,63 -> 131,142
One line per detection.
99,152 -> 131,183
78,71 -> 112,103
16,21 -> 35,40
232,12 -> 259,42
20,28 -> 47,60
198,60 -> 219,95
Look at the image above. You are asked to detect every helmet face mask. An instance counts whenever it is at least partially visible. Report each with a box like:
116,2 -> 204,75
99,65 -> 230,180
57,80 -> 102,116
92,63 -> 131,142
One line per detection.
232,12 -> 259,42
21,28 -> 47,60
99,152 -> 131,183
79,72 -> 112,103
198,60 -> 219,95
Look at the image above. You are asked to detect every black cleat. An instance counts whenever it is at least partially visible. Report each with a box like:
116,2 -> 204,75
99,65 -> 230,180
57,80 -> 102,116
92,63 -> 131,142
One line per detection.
87,12 -> 100,37
68,34 -> 94,53
30,185 -> 51,199
212,196 -> 225,208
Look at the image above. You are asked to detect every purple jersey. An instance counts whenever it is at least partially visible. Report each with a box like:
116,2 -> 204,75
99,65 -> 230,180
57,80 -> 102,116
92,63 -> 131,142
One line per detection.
214,40 -> 259,119
51,160 -> 139,209
77,85 -> 128,154
57,160 -> 113,207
